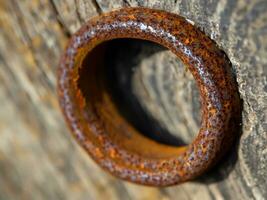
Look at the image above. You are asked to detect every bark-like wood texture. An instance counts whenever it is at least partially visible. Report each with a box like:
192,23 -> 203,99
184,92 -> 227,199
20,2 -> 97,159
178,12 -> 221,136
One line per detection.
0,0 -> 266,199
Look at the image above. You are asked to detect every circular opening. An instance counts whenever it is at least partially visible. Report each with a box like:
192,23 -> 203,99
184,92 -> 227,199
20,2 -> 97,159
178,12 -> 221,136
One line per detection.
77,38 -> 201,157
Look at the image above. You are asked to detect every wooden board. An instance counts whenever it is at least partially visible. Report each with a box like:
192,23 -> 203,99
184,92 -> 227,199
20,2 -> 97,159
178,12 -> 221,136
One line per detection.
0,0 -> 266,199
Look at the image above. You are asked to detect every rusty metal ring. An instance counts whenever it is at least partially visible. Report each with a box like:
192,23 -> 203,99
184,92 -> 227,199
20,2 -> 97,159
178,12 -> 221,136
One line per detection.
58,7 -> 241,186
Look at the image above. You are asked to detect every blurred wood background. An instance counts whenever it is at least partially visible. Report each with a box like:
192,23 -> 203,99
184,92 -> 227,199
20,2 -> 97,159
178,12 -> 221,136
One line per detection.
0,0 -> 266,199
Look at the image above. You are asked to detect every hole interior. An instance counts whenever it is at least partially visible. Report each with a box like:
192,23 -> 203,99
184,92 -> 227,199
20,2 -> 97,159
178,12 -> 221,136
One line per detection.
77,38 -> 200,159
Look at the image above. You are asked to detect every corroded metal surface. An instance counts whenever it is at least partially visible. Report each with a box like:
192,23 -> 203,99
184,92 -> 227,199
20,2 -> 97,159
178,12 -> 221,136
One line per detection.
58,7 -> 241,186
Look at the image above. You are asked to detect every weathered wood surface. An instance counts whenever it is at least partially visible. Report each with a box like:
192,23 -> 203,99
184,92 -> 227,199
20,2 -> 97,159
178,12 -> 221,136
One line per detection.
0,0 -> 266,199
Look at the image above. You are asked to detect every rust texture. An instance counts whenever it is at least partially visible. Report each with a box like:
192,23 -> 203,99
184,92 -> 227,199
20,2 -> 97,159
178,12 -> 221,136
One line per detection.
58,7 -> 241,186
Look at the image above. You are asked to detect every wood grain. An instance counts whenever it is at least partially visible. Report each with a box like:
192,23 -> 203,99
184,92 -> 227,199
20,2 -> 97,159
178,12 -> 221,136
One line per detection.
0,0 -> 266,199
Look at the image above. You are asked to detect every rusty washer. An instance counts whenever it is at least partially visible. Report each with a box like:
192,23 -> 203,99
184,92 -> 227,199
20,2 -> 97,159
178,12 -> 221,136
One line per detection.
58,7 -> 241,186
